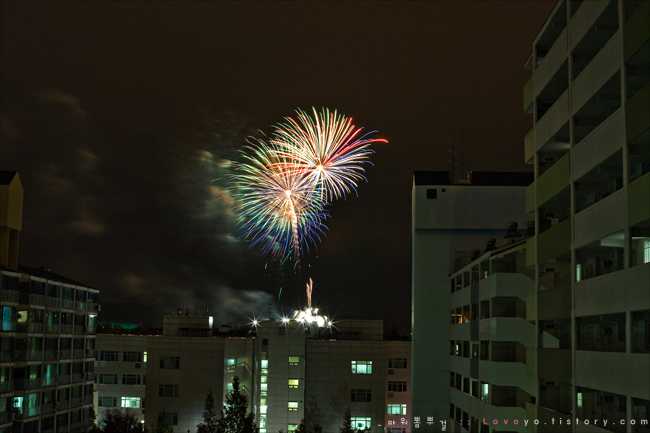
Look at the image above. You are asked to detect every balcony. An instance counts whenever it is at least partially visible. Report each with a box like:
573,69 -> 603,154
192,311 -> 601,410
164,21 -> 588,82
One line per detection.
14,378 -> 41,390
46,296 -> 60,308
0,289 -> 19,303
61,299 -> 74,310
60,324 -> 73,334
56,399 -> 70,411
83,395 -> 93,406
45,323 -> 59,333
59,349 -> 72,360
0,411 -> 11,424
537,152 -> 570,206
73,349 -> 85,359
44,350 -> 57,361
71,397 -> 82,408
41,402 -> 55,415
71,373 -> 83,383
0,380 -> 13,393
28,322 -> 45,334
86,326 -> 96,335
70,422 -> 82,432
58,424 -> 70,433
0,321 -> 16,332
73,325 -> 84,335
57,375 -> 70,386
537,219 -> 571,264
42,376 -> 57,387
629,173 -> 650,226
15,350 -> 42,362
0,351 -> 11,362
626,83 -> 650,144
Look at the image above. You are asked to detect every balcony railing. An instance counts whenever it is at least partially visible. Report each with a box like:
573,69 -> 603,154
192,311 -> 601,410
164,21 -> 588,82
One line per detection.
0,380 -> 13,393
70,422 -> 81,432
14,378 -> 41,390
84,373 -> 95,382
46,296 -> 61,308
61,299 -> 75,310
86,349 -> 96,358
71,373 -> 83,383
0,289 -> 19,303
29,322 -> 45,333
45,323 -> 59,333
14,350 -> 42,362
57,375 -> 70,386
0,321 -> 16,332
86,302 -> 97,312
73,349 -> 85,359
41,402 -> 55,415
26,405 -> 41,417
73,325 -> 85,335
0,351 -> 12,362
86,326 -> 96,335
44,350 -> 58,361
29,294 -> 47,306
57,399 -> 70,411
83,419 -> 94,428
0,411 -> 12,424
60,324 -> 73,334
58,425 -> 70,433
83,395 -> 93,406
59,349 -> 72,360
71,397 -> 82,408
75,301 -> 86,311
42,376 -> 57,387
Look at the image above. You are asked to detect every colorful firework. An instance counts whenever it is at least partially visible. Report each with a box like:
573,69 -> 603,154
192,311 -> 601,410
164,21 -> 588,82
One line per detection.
271,107 -> 388,201
231,108 -> 385,262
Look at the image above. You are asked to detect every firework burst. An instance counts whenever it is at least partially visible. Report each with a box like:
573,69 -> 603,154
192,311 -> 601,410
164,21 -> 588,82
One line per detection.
231,108 -> 385,262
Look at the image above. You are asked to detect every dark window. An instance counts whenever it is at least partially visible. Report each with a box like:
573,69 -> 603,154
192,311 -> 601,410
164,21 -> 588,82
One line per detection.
427,189 -> 437,199
351,389 -> 372,402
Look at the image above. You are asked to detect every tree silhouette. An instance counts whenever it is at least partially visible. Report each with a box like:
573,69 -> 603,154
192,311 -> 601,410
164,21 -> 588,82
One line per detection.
197,388 -> 219,433
216,376 -> 258,433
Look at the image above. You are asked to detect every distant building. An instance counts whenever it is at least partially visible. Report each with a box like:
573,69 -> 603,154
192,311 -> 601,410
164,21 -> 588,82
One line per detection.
95,315 -> 411,433
1,171 -> 99,433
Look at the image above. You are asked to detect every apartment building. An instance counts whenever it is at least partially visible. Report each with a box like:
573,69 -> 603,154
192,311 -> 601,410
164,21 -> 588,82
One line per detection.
95,315 -> 411,433
411,170 -> 532,427
1,171 -> 99,432
522,0 -> 650,432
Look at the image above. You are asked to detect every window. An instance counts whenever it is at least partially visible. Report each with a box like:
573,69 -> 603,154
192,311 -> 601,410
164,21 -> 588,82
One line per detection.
388,381 -> 407,392
387,404 -> 407,415
98,374 -> 118,385
289,356 -> 299,366
160,356 -> 180,369
351,389 -> 372,402
261,360 -> 268,369
388,358 -> 407,369
350,417 -> 371,430
159,384 -> 179,397
143,352 -> 147,362
288,402 -> 298,411
121,397 -> 141,408
287,425 -> 297,433
98,396 -> 117,407
122,374 -> 142,385
351,361 -> 372,374
123,351 -> 143,362
158,412 -> 178,426
288,379 -> 299,389
427,188 -> 437,199
99,351 -> 118,362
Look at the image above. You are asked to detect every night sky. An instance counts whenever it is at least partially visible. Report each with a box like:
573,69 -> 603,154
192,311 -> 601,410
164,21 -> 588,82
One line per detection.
1,1 -> 555,331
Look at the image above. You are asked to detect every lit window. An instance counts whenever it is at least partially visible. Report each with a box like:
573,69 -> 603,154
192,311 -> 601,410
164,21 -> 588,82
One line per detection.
350,417 -> 371,430
289,356 -> 299,366
576,264 -> 582,282
261,375 -> 267,383
260,405 -> 267,414
387,404 -> 407,415
288,402 -> 298,411
121,397 -> 141,408
288,425 -> 298,433
577,392 -> 583,408
351,361 -> 372,374
143,352 -> 147,362
261,383 -> 268,392
288,379 -> 299,389
645,239 -> 650,264
261,360 -> 268,369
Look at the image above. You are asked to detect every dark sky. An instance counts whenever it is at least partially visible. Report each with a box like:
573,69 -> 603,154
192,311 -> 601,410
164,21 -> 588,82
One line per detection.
0,1 -> 555,331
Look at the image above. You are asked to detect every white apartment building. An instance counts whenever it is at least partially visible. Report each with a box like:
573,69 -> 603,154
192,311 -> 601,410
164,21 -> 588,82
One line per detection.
95,316 -> 411,433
